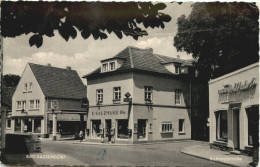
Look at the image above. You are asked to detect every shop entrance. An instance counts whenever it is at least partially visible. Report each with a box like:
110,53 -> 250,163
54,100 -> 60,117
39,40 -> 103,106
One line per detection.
105,119 -> 111,142
138,119 -> 147,140
24,118 -> 32,133
232,109 -> 240,149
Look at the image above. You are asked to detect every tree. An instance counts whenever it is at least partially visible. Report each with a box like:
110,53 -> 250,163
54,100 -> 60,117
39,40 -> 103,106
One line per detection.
1,2 -> 171,48
2,74 -> 20,87
174,2 -> 259,81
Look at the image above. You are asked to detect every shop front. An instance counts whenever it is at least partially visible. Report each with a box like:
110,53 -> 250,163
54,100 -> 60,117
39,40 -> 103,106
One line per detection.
85,104 -> 135,144
209,62 -> 259,154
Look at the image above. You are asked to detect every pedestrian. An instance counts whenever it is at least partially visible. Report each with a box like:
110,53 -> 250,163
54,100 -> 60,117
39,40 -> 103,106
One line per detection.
79,130 -> 83,142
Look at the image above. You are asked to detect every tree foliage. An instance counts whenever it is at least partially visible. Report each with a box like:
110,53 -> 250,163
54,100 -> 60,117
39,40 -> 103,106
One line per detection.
1,1 -> 171,48
2,74 -> 21,87
174,2 -> 259,81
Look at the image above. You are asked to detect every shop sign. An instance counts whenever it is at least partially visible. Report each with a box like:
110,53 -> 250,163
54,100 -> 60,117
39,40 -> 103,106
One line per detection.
218,78 -> 257,95
92,110 -> 127,116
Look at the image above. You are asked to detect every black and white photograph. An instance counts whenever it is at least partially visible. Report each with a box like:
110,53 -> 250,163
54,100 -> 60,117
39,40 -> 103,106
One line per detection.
0,1 -> 259,167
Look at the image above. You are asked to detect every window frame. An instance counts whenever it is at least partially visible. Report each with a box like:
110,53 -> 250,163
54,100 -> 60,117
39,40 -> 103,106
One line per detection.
144,86 -> 153,102
28,82 -> 33,92
23,83 -> 28,93
161,121 -> 173,133
29,100 -> 35,109
17,101 -> 22,110
35,100 -> 40,109
178,119 -> 185,134
22,100 -> 26,110
102,63 -> 108,72
113,87 -> 121,103
110,62 -> 116,71
175,89 -> 181,105
96,89 -> 103,105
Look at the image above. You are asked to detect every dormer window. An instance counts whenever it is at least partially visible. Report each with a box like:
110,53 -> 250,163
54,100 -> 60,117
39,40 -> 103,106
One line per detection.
102,63 -> 108,72
110,62 -> 116,71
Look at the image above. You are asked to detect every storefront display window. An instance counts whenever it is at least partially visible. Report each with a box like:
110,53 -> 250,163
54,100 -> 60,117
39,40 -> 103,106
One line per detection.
92,120 -> 101,138
117,119 -> 128,139
34,118 -> 41,133
15,118 -> 21,132
216,110 -> 227,140
247,106 -> 259,146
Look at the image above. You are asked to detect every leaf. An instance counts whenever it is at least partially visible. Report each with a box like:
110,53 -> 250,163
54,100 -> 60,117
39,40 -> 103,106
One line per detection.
114,31 -> 123,39
81,30 -> 91,39
29,34 -> 43,48
154,3 -> 167,10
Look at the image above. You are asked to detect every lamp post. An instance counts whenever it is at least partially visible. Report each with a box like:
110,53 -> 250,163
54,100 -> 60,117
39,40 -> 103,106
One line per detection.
52,109 -> 57,141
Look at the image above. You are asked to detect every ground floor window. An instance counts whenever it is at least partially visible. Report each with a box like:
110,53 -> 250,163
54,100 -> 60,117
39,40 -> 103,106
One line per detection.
161,122 -> 173,132
6,119 -> 11,129
247,106 -> 259,146
92,120 -> 101,138
117,119 -> 128,139
24,118 -> 33,133
216,110 -> 227,140
15,119 -> 21,132
138,119 -> 147,139
34,118 -> 41,133
179,119 -> 185,133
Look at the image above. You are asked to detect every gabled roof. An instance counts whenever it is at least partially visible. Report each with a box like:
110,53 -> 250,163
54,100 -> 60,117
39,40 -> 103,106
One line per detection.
29,63 -> 86,99
83,46 -> 195,79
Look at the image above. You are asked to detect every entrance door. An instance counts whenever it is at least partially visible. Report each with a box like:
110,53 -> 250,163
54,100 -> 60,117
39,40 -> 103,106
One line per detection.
138,119 -> 147,140
233,109 -> 240,149
105,120 -> 111,142
24,118 -> 32,133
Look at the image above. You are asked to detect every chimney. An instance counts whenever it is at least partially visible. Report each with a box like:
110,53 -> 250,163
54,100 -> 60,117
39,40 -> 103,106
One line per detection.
146,47 -> 153,53
66,66 -> 71,71
177,55 -> 180,59
47,63 -> 51,67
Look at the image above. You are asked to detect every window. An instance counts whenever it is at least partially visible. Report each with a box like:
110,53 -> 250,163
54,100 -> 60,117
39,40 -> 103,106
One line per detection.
23,83 -> 27,92
96,89 -> 103,104
179,119 -> 185,133
22,101 -> 26,109
110,62 -> 116,71
246,106 -> 258,146
28,82 -> 33,92
113,87 -> 121,103
175,89 -> 181,105
216,110 -> 228,141
30,100 -> 34,109
35,100 -> 40,109
161,122 -> 173,132
34,118 -> 41,133
117,119 -> 128,139
144,86 -> 153,102
102,63 -> 108,72
6,119 -> 11,128
175,66 -> 180,74
17,101 -> 22,110
92,120 -> 101,138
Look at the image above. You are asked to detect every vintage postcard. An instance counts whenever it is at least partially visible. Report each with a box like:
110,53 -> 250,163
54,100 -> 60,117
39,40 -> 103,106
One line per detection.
0,1 -> 259,167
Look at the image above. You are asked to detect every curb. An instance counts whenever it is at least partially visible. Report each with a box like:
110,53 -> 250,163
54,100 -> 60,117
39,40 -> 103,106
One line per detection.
181,149 -> 237,167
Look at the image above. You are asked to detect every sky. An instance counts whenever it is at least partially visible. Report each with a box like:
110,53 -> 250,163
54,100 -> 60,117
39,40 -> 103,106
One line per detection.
3,2 -> 193,85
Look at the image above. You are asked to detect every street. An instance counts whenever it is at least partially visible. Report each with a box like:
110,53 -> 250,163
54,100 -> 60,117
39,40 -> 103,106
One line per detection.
4,140 -> 230,166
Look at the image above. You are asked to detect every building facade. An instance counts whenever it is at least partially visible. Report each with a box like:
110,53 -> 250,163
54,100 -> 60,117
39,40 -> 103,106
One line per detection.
209,62 -> 259,153
10,63 -> 87,138
84,46 -> 198,144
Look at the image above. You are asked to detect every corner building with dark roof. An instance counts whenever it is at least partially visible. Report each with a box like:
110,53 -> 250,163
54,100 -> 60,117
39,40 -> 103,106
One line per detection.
83,46 -> 199,144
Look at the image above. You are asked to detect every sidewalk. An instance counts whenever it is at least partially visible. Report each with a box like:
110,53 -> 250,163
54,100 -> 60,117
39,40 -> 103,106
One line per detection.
181,143 -> 252,167
40,138 -> 197,146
